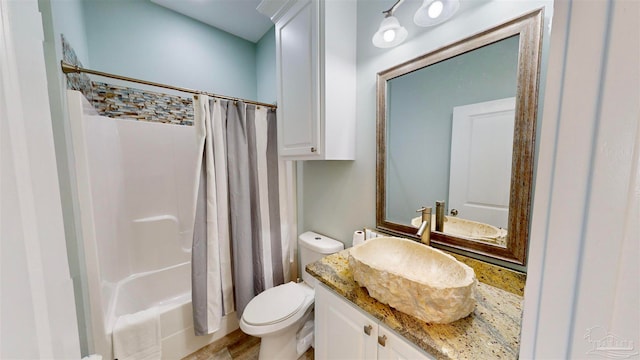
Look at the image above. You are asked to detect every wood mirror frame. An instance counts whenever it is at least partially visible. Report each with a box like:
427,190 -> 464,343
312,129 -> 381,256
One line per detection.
376,9 -> 543,266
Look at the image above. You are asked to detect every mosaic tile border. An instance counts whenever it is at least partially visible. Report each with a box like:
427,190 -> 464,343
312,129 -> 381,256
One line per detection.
61,34 -> 193,126
62,34 -> 93,101
90,82 -> 193,126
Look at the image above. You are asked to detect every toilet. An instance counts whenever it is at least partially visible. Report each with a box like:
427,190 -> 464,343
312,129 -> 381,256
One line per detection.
240,231 -> 344,360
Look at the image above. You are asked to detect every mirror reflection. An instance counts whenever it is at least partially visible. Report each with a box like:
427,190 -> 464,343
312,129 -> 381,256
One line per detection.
376,9 -> 544,266
386,35 -> 519,246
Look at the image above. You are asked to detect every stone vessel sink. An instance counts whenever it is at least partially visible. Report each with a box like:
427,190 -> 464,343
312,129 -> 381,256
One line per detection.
349,237 -> 477,324
411,215 -> 507,245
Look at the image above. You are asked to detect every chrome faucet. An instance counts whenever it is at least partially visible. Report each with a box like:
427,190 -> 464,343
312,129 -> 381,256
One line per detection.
415,207 -> 432,245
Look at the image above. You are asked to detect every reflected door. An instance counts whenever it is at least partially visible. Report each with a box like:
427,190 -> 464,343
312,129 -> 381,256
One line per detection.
449,97 -> 515,229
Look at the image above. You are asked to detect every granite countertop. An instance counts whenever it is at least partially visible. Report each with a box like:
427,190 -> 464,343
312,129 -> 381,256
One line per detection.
306,249 -> 524,360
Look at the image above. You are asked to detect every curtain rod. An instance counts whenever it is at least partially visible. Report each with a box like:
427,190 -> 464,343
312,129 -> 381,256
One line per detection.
60,61 -> 277,109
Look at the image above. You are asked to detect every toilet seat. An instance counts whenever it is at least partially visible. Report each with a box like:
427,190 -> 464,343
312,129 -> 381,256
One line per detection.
242,282 -> 309,326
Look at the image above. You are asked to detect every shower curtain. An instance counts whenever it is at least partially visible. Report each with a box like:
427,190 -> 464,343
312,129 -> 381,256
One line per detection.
191,95 -> 291,336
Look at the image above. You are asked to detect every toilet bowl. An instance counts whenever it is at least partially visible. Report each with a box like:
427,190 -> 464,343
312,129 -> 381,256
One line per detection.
240,282 -> 314,359
239,232 -> 343,360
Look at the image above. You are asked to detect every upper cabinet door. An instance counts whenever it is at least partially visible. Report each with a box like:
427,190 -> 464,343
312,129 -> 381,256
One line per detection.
270,0 -> 356,160
275,0 -> 319,158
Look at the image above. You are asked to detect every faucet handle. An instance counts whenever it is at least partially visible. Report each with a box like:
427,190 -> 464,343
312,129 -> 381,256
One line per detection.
416,206 -> 432,222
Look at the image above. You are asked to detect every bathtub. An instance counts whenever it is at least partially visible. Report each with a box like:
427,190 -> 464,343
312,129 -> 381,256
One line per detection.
107,261 -> 191,328
102,259 -> 238,360
67,90 -> 238,359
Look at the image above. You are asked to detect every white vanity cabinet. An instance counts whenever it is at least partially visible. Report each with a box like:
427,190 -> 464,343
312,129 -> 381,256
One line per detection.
315,283 -> 435,360
259,0 -> 356,160
377,325 -> 433,360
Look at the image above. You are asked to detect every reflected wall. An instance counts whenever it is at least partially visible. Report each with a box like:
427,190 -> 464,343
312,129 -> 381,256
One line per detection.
386,36 -> 519,225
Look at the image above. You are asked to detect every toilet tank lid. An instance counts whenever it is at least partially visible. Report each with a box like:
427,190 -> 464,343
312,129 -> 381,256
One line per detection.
299,231 -> 344,254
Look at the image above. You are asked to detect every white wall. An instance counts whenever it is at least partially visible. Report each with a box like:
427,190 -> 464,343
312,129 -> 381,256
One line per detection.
521,0 -> 639,357
38,0 -> 94,353
301,0 -> 554,248
0,0 -> 80,357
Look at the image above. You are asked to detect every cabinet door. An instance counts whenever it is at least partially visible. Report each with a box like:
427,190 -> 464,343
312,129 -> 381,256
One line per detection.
377,325 -> 434,360
315,284 -> 378,360
275,0 -> 320,158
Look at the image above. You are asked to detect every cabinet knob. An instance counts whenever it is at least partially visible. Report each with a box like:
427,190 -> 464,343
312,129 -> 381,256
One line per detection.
363,324 -> 373,336
310,147 -> 316,153
378,334 -> 387,347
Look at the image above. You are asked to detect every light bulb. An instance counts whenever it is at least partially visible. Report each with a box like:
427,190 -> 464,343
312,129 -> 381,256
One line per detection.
383,29 -> 396,42
414,0 -> 460,27
372,16 -> 408,48
428,0 -> 444,18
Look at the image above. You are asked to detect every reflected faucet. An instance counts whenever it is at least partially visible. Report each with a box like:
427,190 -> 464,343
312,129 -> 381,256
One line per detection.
435,201 -> 445,232
415,207 -> 432,245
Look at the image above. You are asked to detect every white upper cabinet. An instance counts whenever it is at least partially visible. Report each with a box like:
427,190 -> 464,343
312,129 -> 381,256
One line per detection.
259,0 -> 356,160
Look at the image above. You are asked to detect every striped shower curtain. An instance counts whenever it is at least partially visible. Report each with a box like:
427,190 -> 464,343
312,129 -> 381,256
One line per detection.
191,95 -> 292,336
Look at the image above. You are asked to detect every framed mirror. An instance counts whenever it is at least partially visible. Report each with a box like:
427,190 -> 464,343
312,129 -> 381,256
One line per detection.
376,9 -> 543,266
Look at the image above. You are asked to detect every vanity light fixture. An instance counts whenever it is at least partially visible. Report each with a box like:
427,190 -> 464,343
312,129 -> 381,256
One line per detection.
413,0 -> 460,27
372,0 -> 408,48
373,0 -> 461,49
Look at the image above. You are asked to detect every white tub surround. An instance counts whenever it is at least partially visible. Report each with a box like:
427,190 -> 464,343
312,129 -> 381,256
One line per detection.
66,90 -> 235,359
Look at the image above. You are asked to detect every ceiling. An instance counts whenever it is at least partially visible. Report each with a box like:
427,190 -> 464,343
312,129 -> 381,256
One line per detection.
150,0 -> 274,43
149,0 -> 483,45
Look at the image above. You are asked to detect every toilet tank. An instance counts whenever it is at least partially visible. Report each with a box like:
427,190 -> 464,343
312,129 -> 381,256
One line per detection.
298,231 -> 344,287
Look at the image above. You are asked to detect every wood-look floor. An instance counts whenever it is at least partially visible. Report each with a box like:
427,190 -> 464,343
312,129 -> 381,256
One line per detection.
182,329 -> 314,360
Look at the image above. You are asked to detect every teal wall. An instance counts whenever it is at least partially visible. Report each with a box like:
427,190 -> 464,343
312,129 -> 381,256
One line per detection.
256,26 -> 277,104
82,0 -> 257,100
300,0 -> 553,269
386,35 -> 519,225
40,0 -> 90,66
